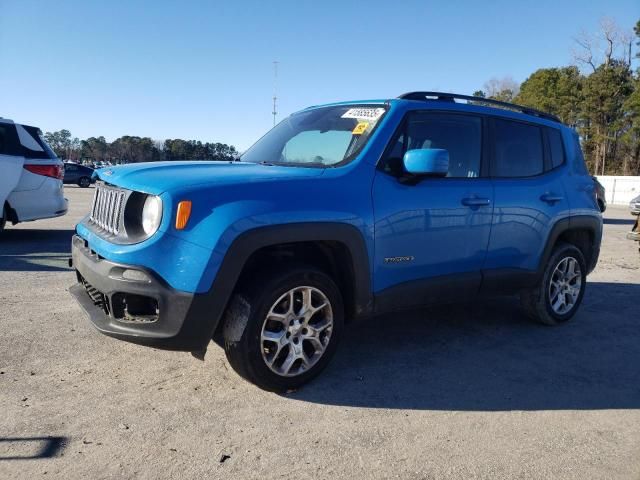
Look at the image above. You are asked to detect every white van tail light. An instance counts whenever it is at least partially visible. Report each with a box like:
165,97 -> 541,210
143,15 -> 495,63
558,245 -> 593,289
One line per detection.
24,164 -> 64,180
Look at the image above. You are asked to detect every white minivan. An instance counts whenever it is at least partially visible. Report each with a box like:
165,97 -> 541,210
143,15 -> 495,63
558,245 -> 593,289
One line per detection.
0,118 -> 68,232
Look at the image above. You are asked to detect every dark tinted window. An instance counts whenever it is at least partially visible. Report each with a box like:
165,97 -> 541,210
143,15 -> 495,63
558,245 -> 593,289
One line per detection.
547,128 -> 565,169
382,113 -> 482,178
19,125 -> 57,160
493,119 -> 543,177
65,164 -> 78,171
0,123 -> 19,156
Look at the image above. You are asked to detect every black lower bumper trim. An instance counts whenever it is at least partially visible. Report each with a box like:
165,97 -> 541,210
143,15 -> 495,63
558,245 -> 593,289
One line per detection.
69,234 -> 216,351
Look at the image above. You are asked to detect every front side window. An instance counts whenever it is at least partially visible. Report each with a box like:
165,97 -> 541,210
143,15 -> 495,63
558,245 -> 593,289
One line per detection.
381,112 -> 482,178
493,119 -> 543,177
241,105 -> 387,167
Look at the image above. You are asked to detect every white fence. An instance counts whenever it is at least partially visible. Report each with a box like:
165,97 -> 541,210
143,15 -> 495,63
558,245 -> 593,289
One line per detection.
595,176 -> 640,205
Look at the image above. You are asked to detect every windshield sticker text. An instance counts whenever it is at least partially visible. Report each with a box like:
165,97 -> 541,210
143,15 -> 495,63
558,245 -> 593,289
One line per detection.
341,108 -> 385,121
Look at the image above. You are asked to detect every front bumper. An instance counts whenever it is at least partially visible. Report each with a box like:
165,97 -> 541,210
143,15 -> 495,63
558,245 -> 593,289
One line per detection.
69,234 -> 216,351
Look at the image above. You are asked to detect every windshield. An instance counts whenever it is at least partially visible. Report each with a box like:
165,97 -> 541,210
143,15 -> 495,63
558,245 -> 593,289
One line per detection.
241,105 -> 387,167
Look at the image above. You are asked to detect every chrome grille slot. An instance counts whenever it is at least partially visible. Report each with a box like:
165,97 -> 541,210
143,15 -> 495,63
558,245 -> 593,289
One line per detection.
89,184 -> 126,235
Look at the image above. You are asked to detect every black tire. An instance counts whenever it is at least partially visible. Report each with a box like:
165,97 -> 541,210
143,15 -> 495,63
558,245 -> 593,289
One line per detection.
0,204 -> 6,233
520,242 -> 587,326
222,266 -> 344,391
78,177 -> 91,188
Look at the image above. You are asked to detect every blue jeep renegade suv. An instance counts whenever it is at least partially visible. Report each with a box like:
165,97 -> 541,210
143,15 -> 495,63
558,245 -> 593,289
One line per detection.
69,92 -> 602,391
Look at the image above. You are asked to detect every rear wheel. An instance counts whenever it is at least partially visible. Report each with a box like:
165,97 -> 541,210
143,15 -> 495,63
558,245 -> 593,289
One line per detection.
222,266 -> 344,391
520,242 -> 586,325
78,176 -> 91,188
0,204 -> 6,233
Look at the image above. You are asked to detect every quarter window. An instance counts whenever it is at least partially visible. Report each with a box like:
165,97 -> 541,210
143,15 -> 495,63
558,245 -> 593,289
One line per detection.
493,119 -> 543,177
18,125 -> 57,160
547,128 -> 565,169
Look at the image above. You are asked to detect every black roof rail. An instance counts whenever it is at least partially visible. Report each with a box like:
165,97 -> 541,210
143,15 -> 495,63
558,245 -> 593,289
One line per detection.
397,91 -> 561,123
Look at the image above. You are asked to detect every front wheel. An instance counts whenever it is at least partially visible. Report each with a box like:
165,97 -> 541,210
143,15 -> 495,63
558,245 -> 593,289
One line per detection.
78,176 -> 91,188
222,266 -> 344,391
520,242 -> 587,325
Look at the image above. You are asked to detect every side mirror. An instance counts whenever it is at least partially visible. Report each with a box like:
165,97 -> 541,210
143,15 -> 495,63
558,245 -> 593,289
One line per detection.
402,148 -> 449,177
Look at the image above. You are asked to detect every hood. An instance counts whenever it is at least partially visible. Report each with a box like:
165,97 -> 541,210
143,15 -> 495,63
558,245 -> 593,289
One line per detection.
96,161 -> 325,195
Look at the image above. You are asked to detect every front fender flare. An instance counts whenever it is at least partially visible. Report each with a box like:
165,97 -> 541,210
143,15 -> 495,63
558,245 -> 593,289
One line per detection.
186,222 -> 373,348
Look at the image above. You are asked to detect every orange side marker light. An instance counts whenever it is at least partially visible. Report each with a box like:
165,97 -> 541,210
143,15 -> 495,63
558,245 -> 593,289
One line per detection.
175,201 -> 192,230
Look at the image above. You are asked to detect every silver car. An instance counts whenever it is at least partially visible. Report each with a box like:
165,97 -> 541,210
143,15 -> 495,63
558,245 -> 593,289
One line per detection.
630,194 -> 640,215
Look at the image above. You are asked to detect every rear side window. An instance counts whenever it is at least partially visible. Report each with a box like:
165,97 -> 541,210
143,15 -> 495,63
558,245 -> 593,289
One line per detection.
547,128 -> 565,169
0,123 -> 20,156
492,119 -> 543,177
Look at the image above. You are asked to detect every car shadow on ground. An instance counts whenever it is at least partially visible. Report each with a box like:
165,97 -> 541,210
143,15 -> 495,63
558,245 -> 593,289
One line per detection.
0,229 -> 74,272
289,282 -> 640,411
603,217 -> 635,225
0,436 -> 66,460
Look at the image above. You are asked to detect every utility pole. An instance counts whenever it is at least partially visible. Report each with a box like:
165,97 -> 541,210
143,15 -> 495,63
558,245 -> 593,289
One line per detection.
272,61 -> 279,126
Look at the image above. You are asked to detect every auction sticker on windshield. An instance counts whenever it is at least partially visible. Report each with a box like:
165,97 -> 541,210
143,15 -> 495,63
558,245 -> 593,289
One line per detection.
352,122 -> 369,135
341,107 -> 386,120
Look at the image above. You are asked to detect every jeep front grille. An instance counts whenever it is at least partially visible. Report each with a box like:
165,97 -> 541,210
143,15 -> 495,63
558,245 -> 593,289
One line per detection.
89,184 -> 126,235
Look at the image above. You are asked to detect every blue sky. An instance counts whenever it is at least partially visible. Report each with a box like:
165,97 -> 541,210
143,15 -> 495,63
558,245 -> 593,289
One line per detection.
1,0 -> 638,150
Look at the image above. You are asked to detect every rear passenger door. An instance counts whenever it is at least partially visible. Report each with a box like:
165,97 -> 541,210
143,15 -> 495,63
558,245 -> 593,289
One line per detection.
483,117 -> 569,283
0,122 -> 24,212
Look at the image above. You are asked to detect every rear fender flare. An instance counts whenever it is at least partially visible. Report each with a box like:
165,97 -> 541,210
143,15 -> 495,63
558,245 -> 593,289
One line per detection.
538,215 -> 602,275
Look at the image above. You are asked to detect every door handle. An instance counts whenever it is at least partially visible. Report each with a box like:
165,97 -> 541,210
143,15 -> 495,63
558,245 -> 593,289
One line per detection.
540,193 -> 564,204
461,197 -> 491,207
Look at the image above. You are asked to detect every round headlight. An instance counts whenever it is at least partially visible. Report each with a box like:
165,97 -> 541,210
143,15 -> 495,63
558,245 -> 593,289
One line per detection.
141,195 -> 162,236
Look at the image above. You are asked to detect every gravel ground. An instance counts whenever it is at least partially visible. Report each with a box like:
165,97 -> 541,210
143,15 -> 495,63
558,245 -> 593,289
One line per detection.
1,186 -> 639,479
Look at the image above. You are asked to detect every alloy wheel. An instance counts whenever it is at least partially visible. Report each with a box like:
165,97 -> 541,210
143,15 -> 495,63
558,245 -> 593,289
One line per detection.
260,286 -> 333,377
548,256 -> 582,315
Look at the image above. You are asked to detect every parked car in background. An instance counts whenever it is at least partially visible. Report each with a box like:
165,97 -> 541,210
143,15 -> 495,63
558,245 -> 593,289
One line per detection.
628,212 -> 640,253
629,194 -> 640,215
593,176 -> 606,212
63,162 -> 96,188
69,92 -> 602,391
0,118 -> 67,233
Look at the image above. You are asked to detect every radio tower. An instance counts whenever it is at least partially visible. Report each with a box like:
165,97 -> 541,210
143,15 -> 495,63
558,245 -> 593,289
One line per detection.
272,61 -> 279,126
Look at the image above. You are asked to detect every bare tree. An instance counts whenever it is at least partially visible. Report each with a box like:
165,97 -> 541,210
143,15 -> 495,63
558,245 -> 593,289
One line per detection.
620,30 -> 634,66
600,17 -> 619,66
571,29 -> 598,72
572,17 -> 634,70
483,76 -> 520,101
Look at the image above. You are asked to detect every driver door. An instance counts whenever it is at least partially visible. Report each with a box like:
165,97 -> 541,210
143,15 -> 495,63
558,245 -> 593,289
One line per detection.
372,111 -> 494,311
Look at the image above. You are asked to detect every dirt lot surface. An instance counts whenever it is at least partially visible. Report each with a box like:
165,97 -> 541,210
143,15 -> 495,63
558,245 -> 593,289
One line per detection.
1,186 -> 639,479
